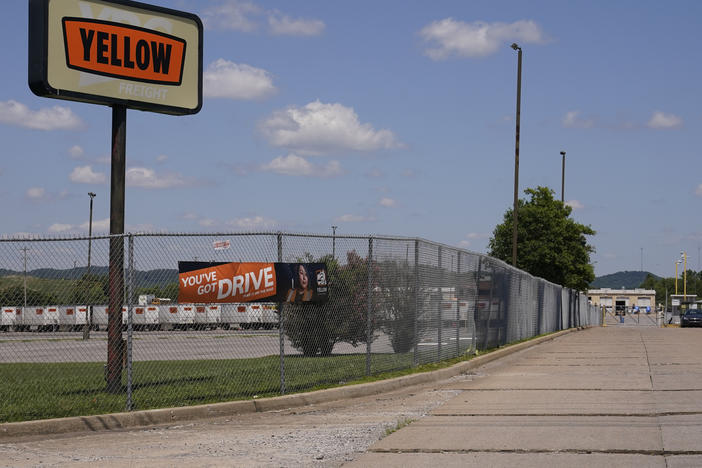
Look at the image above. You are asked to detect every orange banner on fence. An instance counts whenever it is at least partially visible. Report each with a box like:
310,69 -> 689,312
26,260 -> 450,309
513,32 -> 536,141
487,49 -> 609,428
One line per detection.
178,262 -> 277,304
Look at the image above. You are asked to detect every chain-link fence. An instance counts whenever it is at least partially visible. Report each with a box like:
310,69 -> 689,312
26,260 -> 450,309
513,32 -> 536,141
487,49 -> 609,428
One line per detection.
0,232 -> 599,422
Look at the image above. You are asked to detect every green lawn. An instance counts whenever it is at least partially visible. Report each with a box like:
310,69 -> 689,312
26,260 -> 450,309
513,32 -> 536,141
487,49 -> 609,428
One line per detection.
1,352 -> 422,423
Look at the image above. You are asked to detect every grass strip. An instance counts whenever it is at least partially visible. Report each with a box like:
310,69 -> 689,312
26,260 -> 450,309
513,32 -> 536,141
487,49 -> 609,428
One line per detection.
1,331 -> 560,423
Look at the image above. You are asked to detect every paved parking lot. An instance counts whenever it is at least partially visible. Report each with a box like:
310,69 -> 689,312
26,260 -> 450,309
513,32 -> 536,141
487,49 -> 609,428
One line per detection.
0,328 -> 473,362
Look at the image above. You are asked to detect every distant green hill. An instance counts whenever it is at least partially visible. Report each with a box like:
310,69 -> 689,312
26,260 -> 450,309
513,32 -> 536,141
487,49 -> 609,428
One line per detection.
590,270 -> 659,289
0,267 -> 177,288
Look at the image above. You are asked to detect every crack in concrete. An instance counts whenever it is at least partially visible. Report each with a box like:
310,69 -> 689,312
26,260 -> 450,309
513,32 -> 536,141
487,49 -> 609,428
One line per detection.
369,448 -> 702,456
429,411 -> 702,417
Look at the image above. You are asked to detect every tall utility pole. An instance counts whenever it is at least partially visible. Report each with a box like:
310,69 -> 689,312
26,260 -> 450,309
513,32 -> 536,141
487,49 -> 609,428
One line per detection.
331,225 -> 338,260
107,105 -> 127,394
21,247 -> 29,308
510,43 -> 522,268
560,151 -> 566,204
83,192 -> 96,340
681,251 -> 687,300
640,247 -> 643,272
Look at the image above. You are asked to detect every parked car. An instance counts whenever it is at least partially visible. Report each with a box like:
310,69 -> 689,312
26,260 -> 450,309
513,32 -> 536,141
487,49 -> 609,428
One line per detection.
680,309 -> 702,328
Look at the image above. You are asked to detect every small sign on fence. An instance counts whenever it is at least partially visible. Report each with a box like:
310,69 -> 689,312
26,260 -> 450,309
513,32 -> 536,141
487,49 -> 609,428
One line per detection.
213,240 -> 230,251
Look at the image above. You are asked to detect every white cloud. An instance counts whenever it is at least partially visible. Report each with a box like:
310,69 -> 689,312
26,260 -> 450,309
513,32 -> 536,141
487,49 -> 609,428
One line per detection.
260,154 -> 343,177
226,216 -> 277,229
420,19 -> 546,60
647,111 -> 683,129
268,12 -> 325,36
566,199 -> 584,210
47,217 -> 110,234
202,0 -> 261,31
126,167 -> 188,189
459,232 -> 489,248
79,218 -> 110,232
26,187 -> 46,200
379,197 -> 396,207
366,168 -> 384,178
68,145 -> 84,159
156,154 -> 169,163
199,218 -> 216,227
562,110 -> 595,129
48,223 -> 74,233
335,214 -> 375,223
0,100 -> 84,130
69,165 -> 106,184
261,100 -> 402,156
203,59 -> 276,100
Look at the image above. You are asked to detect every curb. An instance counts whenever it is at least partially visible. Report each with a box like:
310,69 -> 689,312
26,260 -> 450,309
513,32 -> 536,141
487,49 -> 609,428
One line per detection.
0,328 -> 577,440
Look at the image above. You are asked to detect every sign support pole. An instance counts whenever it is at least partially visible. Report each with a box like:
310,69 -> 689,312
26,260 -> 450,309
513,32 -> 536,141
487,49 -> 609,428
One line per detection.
107,105 -> 126,394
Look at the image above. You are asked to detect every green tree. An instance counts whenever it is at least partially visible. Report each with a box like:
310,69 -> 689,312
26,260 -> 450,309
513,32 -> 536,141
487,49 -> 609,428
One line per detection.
0,285 -> 57,307
640,271 -> 702,307
375,260 -> 430,353
285,251 -> 373,356
136,282 -> 179,301
72,273 -> 108,304
488,186 -> 596,291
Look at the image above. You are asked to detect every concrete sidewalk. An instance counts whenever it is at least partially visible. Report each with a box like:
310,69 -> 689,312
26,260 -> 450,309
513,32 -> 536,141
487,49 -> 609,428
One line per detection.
346,326 -> 702,468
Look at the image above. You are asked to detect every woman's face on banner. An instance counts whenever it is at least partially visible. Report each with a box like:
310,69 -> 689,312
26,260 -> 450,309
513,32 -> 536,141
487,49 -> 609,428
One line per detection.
298,265 -> 309,290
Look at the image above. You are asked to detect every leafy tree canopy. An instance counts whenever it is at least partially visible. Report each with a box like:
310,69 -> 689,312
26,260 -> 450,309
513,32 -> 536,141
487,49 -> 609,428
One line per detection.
640,270 -> 702,306
488,186 -> 596,291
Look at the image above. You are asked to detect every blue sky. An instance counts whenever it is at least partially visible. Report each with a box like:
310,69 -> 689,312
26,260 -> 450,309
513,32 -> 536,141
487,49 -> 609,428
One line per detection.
1,0 -> 700,278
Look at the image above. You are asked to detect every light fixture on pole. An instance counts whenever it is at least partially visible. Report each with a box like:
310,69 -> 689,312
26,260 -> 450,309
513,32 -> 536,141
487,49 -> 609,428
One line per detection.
675,260 -> 681,295
83,192 -> 96,340
681,251 -> 687,301
510,42 -> 522,268
560,151 -> 566,204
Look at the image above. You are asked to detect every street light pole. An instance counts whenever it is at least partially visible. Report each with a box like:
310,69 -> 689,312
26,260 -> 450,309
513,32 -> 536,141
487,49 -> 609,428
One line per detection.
511,43 -> 522,268
83,192 -> 96,340
331,225 -> 337,260
21,247 -> 29,308
560,151 -> 566,204
675,260 -> 681,295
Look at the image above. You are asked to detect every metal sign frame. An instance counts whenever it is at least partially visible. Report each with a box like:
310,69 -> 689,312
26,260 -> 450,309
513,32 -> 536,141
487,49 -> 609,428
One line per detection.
28,0 -> 202,115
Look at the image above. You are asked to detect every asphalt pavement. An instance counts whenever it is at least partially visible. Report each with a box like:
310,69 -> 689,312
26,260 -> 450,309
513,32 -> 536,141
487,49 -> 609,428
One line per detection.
346,319 -> 702,467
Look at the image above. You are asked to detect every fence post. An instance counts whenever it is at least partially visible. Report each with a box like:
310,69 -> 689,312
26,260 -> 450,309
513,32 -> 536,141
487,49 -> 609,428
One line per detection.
437,246 -> 442,361
414,239 -> 419,366
366,237 -> 373,377
470,257 -> 481,355
455,251 -> 460,357
484,263 -> 495,350
126,234 -> 134,411
277,232 -> 285,395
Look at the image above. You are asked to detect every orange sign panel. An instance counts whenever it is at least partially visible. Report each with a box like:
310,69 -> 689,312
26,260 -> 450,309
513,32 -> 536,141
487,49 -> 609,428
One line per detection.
62,18 -> 186,85
179,263 -> 277,304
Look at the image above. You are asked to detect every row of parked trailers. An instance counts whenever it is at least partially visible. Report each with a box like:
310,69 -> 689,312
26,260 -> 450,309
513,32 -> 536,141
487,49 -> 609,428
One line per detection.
0,303 -> 279,332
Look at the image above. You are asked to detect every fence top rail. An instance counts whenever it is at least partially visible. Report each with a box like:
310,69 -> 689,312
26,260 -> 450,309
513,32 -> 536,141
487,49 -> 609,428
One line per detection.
0,231 -> 485,258
0,230 -> 580,292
